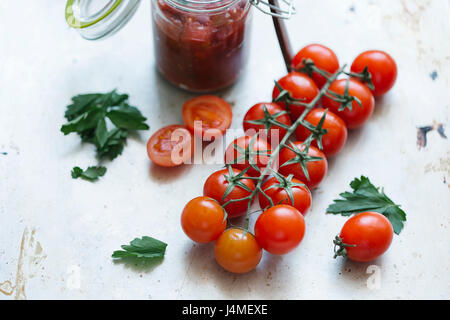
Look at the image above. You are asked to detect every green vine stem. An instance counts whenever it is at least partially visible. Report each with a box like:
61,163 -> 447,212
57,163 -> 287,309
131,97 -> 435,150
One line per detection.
239,64 -> 347,231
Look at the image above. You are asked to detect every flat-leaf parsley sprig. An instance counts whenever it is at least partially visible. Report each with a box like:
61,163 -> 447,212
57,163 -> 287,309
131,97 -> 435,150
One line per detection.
326,176 -> 406,234
112,236 -> 167,260
61,90 -> 149,180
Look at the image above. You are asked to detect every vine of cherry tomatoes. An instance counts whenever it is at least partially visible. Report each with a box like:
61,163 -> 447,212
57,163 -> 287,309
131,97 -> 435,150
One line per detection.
147,44 -> 397,272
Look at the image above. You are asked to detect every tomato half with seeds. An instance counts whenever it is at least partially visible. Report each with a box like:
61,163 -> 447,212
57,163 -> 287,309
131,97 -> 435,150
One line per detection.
292,44 -> 340,88
224,136 -> 272,177
255,205 -> 305,255
182,95 -> 232,139
296,108 -> 348,157
214,228 -> 262,274
259,177 -> 312,215
181,196 -> 227,243
203,168 -> 255,218
336,212 -> 394,262
243,102 -> 291,143
279,141 -> 328,189
272,72 -> 319,121
322,79 -> 375,129
147,124 -> 193,167
351,50 -> 397,97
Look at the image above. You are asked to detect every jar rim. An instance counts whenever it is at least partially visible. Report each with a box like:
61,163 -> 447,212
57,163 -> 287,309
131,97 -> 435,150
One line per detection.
165,0 -> 244,13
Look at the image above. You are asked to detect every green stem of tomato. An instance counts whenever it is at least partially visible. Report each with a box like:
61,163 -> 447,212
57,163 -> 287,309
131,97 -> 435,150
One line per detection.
243,65 -> 347,231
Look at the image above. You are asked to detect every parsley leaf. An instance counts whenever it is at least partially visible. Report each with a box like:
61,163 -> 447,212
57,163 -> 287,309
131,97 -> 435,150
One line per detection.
61,90 -> 149,178
326,176 -> 406,234
71,166 -> 107,181
112,236 -> 167,260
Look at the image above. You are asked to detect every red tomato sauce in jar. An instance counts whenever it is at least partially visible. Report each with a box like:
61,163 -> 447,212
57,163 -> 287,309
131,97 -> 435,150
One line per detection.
151,0 -> 252,92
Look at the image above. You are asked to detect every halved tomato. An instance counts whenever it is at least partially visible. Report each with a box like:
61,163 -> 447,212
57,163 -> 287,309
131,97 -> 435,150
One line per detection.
182,95 -> 232,139
147,124 -> 193,167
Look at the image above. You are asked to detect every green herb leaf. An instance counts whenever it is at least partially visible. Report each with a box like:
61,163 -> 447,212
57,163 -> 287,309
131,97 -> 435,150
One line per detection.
107,106 -> 149,130
112,236 -> 167,260
71,166 -> 107,181
326,176 -> 406,234
61,90 -> 149,178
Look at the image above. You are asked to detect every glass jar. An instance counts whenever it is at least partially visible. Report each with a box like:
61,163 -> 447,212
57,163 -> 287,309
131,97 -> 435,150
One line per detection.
151,0 -> 252,92
65,0 -> 252,92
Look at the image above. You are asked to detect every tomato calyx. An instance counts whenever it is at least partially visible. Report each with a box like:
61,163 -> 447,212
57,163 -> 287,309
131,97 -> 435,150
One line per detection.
261,169 -> 308,208
300,111 -> 329,151
333,235 -> 357,259
280,141 -> 324,181
221,165 -> 254,210
227,134 -> 271,175
244,104 -> 290,132
326,78 -> 363,112
294,58 -> 333,80
272,80 -> 308,114
344,66 -> 375,91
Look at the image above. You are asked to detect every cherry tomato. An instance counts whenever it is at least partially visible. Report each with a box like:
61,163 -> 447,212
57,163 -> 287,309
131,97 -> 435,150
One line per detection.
243,102 -> 291,143
337,212 -> 394,262
351,50 -> 397,97
224,136 -> 272,177
181,197 -> 227,243
214,228 -> 262,274
279,141 -> 328,189
255,205 -> 305,255
292,44 -> 340,88
147,124 -> 193,167
259,177 -> 312,215
296,108 -> 348,157
182,95 -> 232,139
272,72 -> 319,121
322,79 -> 375,129
203,168 -> 255,218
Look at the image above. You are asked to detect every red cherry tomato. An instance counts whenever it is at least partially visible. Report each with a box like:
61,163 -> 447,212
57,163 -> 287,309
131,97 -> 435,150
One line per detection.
147,124 -> 193,167
296,108 -> 348,157
255,204 -> 305,255
181,196 -> 227,243
182,95 -> 232,139
224,136 -> 272,177
279,142 -> 328,189
214,228 -> 262,274
337,212 -> 394,262
203,168 -> 255,218
322,79 -> 375,129
272,72 -> 319,121
259,177 -> 312,215
292,44 -> 340,88
351,50 -> 397,97
243,102 -> 291,143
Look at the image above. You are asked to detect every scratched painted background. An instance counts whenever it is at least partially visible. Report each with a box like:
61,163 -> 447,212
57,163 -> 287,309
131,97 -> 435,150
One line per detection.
1,0 -> 449,299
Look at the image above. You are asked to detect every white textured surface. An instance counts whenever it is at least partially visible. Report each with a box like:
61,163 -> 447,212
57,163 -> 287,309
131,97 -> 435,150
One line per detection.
1,0 -> 449,300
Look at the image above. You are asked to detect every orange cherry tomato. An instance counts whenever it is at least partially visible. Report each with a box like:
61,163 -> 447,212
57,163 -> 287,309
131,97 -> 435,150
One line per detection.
351,50 -> 397,97
259,177 -> 312,215
203,168 -> 255,218
182,95 -> 232,139
292,44 -> 340,88
224,135 -> 272,177
295,108 -> 348,157
338,212 -> 394,262
254,205 -> 306,255
181,197 -> 227,243
272,72 -> 319,121
279,142 -> 328,190
322,79 -> 375,129
147,124 -> 193,167
214,228 -> 262,274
